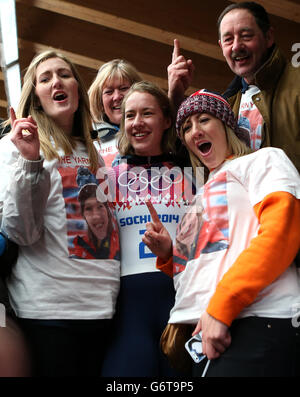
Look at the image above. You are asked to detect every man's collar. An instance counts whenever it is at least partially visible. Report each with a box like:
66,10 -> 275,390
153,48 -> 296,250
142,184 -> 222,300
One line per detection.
241,78 -> 249,93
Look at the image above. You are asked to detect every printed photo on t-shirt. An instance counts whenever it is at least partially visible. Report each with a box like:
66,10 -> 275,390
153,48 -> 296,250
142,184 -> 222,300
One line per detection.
238,87 -> 263,150
58,160 -> 120,260
173,171 -> 229,275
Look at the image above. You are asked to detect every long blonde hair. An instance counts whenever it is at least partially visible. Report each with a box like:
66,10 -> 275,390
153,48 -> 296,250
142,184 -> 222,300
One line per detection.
88,59 -> 142,124
8,50 -> 99,171
117,81 -> 176,156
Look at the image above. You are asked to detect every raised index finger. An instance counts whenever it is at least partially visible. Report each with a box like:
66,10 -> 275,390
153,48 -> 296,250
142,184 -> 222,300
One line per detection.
146,200 -> 161,225
172,39 -> 180,62
10,107 -> 17,124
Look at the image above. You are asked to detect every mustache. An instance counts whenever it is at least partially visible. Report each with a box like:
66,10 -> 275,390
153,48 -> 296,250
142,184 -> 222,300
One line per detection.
231,50 -> 249,60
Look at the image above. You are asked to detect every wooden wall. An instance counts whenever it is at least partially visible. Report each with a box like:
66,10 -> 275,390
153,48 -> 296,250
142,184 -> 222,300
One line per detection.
0,0 -> 299,119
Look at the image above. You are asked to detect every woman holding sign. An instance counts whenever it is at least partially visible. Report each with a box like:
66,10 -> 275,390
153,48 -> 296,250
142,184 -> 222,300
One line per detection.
101,81 -> 194,376
143,89 -> 300,377
0,50 -> 120,376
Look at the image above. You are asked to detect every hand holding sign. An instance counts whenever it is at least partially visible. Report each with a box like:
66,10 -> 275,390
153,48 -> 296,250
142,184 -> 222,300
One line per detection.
167,39 -> 195,109
142,200 -> 173,261
10,107 -> 40,161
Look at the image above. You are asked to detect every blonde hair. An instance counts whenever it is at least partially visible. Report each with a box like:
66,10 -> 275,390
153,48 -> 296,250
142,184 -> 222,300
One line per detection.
182,124 -> 252,180
6,50 -> 99,171
117,81 -> 176,156
88,59 -> 142,124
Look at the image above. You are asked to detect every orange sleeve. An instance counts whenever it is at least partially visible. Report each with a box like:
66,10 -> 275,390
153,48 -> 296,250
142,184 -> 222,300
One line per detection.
156,256 -> 173,278
207,191 -> 300,327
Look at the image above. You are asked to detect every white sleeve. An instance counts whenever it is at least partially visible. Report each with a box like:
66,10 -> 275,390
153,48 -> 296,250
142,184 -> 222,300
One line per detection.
235,148 -> 300,206
0,137 -> 51,246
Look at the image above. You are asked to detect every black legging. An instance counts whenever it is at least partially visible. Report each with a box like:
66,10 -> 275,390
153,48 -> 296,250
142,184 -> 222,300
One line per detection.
18,318 -> 112,376
101,272 -> 185,377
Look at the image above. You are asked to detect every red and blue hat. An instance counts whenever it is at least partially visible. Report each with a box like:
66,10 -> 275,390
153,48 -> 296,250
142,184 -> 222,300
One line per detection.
176,89 -> 250,147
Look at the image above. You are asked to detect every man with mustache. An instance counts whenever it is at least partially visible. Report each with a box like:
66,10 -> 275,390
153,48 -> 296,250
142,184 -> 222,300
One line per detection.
168,1 -> 300,172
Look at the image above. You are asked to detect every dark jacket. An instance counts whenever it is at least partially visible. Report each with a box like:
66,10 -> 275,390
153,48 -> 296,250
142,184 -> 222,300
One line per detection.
224,45 -> 300,173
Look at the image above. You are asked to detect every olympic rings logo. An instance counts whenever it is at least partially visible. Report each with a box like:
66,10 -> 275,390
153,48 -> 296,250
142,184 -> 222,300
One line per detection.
117,166 -> 183,194
94,163 -> 202,204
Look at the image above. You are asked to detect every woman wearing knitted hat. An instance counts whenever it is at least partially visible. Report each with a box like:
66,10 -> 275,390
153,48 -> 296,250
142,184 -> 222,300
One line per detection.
143,89 -> 300,377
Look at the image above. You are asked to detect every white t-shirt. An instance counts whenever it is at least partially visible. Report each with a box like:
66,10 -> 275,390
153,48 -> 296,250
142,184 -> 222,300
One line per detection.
96,137 -> 119,167
169,148 -> 300,324
238,85 -> 263,150
111,158 -> 194,276
0,136 -> 120,320
93,121 -> 119,167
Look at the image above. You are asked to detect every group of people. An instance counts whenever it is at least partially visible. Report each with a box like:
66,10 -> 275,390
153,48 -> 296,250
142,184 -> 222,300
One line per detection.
0,2 -> 299,377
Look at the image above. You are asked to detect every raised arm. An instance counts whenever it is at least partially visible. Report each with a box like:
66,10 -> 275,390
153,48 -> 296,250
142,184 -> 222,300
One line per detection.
9,107 -> 40,161
0,108 -> 50,246
167,39 -> 195,111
